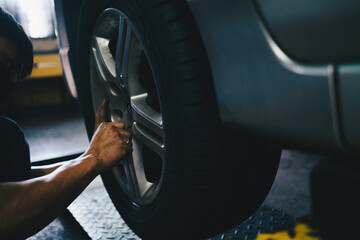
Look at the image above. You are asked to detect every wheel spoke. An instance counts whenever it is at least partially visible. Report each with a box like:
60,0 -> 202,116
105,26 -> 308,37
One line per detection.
89,56 -> 105,103
131,140 -> 154,199
131,94 -> 164,157
122,156 -> 142,199
91,37 -> 117,84
113,143 -> 154,201
90,53 -> 121,106
111,160 -> 134,197
115,17 -> 132,85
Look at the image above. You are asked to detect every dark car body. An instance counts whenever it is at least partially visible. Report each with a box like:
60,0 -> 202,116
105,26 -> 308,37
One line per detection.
53,0 -> 360,238
55,0 -> 360,155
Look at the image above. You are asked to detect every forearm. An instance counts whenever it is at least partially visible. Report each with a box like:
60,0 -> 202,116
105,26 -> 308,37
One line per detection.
31,162 -> 65,178
0,154 -> 99,239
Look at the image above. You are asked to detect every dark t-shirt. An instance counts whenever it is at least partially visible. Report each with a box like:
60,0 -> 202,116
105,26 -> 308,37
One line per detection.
0,116 -> 31,182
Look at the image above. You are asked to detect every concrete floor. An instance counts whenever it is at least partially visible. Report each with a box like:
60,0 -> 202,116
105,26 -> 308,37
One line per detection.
19,112 -> 323,239
19,113 -> 89,162
264,149 -> 321,218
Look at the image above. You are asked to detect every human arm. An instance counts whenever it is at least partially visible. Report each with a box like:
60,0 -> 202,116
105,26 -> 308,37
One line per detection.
31,162 -> 64,178
30,99 -> 109,178
0,121 -> 131,239
0,155 -> 99,239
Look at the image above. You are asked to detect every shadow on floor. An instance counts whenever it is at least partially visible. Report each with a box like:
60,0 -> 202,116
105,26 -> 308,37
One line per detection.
28,210 -> 90,240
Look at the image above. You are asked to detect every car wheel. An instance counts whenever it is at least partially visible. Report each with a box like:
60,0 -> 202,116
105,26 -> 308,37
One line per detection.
76,0 -> 281,239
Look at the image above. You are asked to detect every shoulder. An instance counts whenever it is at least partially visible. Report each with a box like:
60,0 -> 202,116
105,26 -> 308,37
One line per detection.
0,116 -> 24,136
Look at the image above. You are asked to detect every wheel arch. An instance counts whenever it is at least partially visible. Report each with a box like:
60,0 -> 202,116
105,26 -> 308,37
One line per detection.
54,0 -> 84,98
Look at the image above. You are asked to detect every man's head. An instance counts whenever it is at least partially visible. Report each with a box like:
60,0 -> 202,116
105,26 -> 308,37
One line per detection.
0,7 -> 33,102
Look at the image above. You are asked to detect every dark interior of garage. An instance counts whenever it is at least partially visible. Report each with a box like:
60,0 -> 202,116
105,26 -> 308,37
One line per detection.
1,0 -> 360,239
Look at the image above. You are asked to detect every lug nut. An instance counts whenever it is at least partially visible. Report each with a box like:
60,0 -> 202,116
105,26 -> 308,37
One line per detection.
109,82 -> 121,96
111,109 -> 123,122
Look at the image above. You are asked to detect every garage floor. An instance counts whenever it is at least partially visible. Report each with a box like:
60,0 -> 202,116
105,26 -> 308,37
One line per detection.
16,110 -> 323,239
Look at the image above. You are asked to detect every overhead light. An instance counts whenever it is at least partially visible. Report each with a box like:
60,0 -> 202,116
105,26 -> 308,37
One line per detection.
0,0 -> 55,39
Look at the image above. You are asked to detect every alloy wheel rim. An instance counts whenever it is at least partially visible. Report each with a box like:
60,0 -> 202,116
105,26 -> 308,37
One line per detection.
89,8 -> 165,206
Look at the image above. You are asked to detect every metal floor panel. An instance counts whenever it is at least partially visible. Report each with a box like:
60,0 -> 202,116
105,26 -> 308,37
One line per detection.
68,187 -> 140,240
209,206 -> 295,240
28,210 -> 90,240
68,184 -> 295,240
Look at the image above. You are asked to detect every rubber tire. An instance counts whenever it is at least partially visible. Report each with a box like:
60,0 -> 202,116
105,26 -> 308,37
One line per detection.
75,0 -> 281,239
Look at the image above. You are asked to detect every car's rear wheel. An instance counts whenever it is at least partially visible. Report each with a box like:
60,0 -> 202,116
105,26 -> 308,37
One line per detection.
76,0 -> 281,239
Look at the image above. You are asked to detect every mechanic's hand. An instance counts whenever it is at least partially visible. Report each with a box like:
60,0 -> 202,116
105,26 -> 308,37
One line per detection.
86,122 -> 132,173
94,99 -> 108,133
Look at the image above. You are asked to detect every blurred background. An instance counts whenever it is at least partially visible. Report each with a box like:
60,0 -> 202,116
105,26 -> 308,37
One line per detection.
0,1 -> 328,239
0,0 -> 88,163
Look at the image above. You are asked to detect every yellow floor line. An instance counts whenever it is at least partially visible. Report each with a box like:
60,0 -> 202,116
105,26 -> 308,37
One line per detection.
255,222 -> 321,240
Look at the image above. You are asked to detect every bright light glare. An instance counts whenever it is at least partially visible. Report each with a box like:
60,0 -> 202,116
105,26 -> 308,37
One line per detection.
16,0 -> 54,38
